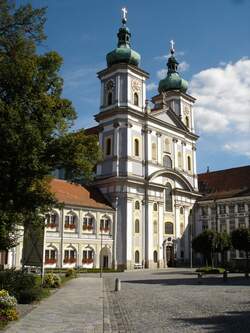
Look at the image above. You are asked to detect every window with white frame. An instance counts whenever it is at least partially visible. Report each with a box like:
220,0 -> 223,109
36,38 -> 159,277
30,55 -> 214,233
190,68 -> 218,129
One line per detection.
45,248 -> 57,264
45,211 -> 58,228
153,250 -> 158,263
153,203 -> 158,211
64,249 -> 76,263
64,213 -> 76,229
105,137 -> 112,156
163,155 -> 172,168
100,216 -> 111,232
135,250 -> 140,263
134,138 -> 140,157
165,183 -> 173,212
165,222 -> 174,234
178,152 -> 182,169
135,201 -> 140,210
135,219 -> 140,233
83,215 -> 94,231
187,156 -> 192,172
82,249 -> 94,264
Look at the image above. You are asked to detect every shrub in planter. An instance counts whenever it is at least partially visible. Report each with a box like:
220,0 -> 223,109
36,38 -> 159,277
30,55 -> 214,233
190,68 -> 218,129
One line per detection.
65,268 -> 77,278
43,273 -> 61,288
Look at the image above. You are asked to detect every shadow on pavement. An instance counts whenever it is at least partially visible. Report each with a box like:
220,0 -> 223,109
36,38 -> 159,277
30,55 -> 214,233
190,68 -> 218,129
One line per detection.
175,310 -> 250,333
123,276 -> 250,286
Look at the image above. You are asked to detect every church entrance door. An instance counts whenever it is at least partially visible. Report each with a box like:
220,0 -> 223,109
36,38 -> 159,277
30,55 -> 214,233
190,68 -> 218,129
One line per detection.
166,246 -> 174,267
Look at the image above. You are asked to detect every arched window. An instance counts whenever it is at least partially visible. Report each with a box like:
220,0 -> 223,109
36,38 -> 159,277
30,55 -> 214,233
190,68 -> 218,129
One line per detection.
152,143 -> 157,161
153,203 -> 158,211
178,152 -> 182,169
180,207 -> 184,215
165,222 -> 174,234
107,92 -> 112,106
82,248 -> 94,264
134,138 -> 140,157
153,250 -> 158,263
64,247 -> 76,264
135,250 -> 140,263
83,214 -> 94,232
135,219 -> 140,233
64,212 -> 77,230
165,183 -> 173,212
164,138 -> 171,153
45,246 -> 57,264
45,211 -> 58,228
185,116 -> 189,128
180,223 -> 184,235
134,92 -> 139,106
100,216 -> 111,233
187,156 -> 192,171
135,201 -> 140,210
153,220 -> 157,234
163,155 -> 172,168
105,138 -> 112,156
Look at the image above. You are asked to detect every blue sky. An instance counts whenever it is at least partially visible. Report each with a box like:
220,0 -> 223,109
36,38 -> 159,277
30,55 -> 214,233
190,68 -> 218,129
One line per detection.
18,0 -> 250,173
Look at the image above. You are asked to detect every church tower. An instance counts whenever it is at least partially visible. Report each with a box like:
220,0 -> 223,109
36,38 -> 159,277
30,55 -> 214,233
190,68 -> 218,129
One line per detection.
95,9 -> 200,270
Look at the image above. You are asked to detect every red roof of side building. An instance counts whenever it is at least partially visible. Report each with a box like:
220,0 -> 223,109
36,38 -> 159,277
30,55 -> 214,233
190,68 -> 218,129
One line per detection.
85,126 -> 99,135
198,165 -> 250,201
49,178 -> 113,210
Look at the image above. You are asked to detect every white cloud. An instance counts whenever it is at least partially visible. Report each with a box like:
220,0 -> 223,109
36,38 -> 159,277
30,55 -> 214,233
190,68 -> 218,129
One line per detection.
190,58 -> 250,158
157,68 -> 167,79
146,82 -> 158,92
178,61 -> 189,72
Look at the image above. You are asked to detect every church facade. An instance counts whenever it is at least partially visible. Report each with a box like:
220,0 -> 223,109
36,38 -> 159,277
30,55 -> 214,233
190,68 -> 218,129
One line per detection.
91,13 -> 201,269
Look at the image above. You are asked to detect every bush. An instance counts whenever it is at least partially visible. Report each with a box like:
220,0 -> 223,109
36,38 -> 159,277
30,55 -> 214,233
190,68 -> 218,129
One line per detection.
43,273 -> 61,288
18,287 -> 47,304
65,268 -> 77,278
196,267 -> 225,274
0,269 -> 36,301
0,289 -> 18,322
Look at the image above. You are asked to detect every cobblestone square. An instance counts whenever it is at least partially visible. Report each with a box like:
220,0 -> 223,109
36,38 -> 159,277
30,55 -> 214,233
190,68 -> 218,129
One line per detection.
104,268 -> 250,332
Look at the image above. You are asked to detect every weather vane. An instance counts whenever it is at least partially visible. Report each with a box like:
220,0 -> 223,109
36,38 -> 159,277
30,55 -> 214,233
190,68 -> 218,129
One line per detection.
170,40 -> 175,54
121,7 -> 128,25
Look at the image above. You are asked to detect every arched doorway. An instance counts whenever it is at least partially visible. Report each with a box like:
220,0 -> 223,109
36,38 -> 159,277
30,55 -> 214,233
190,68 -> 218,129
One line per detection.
166,246 -> 174,267
100,246 -> 111,269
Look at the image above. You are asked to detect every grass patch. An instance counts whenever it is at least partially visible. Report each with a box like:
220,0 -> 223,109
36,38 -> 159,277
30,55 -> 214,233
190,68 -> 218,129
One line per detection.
196,267 -> 225,274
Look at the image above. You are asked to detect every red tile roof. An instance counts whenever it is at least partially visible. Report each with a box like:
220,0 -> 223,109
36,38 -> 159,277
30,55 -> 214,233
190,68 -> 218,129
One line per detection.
85,126 -> 99,135
49,178 -> 113,210
198,165 -> 250,201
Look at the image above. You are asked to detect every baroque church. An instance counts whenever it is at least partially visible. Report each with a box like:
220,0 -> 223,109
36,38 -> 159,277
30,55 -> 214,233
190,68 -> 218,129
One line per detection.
2,10 -> 249,271
91,11 -> 200,269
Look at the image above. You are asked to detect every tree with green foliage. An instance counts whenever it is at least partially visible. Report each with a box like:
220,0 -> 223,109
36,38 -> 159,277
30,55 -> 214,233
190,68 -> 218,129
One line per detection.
231,228 -> 250,275
192,230 -> 217,266
214,232 -> 231,266
0,0 -> 101,250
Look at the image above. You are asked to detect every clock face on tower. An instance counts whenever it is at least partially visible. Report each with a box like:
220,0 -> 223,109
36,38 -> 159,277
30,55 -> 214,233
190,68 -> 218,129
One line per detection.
131,79 -> 141,92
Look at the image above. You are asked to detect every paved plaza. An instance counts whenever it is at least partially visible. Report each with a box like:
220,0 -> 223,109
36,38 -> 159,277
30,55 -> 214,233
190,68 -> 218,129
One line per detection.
4,268 -> 250,333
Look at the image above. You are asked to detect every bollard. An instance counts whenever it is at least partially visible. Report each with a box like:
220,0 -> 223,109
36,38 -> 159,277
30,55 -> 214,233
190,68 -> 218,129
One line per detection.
223,270 -> 228,282
197,272 -> 202,284
115,278 -> 121,292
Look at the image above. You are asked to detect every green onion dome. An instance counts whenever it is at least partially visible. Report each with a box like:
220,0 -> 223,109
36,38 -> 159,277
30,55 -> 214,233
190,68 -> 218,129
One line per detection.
106,15 -> 141,67
158,46 -> 188,93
